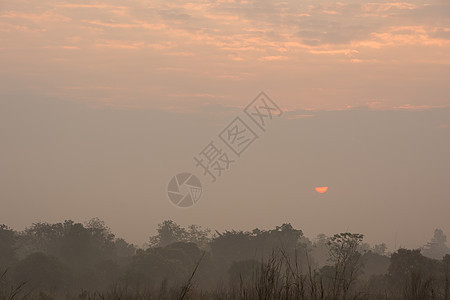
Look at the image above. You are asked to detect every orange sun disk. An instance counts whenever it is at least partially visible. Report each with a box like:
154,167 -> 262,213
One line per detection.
315,186 -> 328,194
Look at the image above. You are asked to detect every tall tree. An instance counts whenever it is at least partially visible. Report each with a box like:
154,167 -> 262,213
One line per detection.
0,224 -> 16,269
422,229 -> 450,260
327,232 -> 364,300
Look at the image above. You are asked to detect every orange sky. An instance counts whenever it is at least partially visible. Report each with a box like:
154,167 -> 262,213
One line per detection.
1,0 -> 450,112
1,0 -> 450,249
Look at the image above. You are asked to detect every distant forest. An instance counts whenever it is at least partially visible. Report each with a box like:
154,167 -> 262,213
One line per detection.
1,219 -> 450,299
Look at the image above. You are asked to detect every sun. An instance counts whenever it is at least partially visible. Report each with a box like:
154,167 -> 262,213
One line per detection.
315,186 -> 328,194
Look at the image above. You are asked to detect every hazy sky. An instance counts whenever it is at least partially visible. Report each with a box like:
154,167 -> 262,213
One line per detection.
1,0 -> 449,249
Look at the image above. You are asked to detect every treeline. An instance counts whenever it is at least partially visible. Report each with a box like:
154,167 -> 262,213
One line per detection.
0,219 -> 450,299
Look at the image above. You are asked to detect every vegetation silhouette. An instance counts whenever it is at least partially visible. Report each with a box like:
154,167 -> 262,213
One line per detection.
1,219 -> 450,299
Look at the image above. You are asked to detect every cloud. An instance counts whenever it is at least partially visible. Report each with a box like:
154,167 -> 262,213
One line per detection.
392,104 -> 450,111
3,0 -> 448,53
258,55 -> 289,61
94,40 -> 146,49
83,20 -> 140,29
285,113 -> 315,120
0,10 -> 71,23
42,45 -> 80,50
362,2 -> 418,13
436,123 -> 449,129
1,0 -> 449,111
309,49 -> 359,56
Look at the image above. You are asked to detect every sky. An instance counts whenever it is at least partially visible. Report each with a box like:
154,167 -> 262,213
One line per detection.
1,0 -> 449,249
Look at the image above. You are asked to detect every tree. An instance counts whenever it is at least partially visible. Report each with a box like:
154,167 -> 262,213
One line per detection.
326,232 -> 364,300
186,224 -> 211,249
0,225 -> 16,268
388,248 -> 439,299
422,229 -> 450,260
12,252 -> 69,292
360,250 -> 390,279
149,221 -> 211,248
228,259 -> 260,287
373,243 -> 388,255
127,242 -> 203,286
311,233 -> 329,268
19,222 -> 65,258
149,221 -> 188,247
444,254 -> 450,300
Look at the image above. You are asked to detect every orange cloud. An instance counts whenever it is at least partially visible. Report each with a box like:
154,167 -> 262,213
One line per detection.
309,49 -> 359,57
258,56 -> 289,61
0,11 -> 70,23
322,10 -> 340,15
83,20 -> 139,29
42,45 -> 80,50
363,2 -> 417,13
94,40 -> 145,49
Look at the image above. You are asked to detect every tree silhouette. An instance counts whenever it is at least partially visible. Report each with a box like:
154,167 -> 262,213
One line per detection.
326,232 -> 364,299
